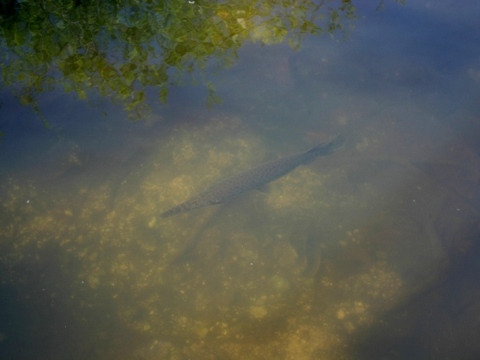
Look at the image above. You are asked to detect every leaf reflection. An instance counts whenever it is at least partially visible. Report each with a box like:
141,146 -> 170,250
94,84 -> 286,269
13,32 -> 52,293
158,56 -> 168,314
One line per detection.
0,0 -> 358,118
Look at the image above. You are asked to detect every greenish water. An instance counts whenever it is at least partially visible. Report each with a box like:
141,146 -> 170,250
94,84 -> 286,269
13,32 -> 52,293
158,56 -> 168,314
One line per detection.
1,1 -> 480,359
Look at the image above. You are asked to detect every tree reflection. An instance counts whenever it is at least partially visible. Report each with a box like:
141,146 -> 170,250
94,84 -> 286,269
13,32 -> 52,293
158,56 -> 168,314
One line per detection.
0,0 -> 357,118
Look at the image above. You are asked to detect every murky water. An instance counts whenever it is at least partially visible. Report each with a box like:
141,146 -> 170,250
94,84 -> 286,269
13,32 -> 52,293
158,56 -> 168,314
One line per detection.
1,1 -> 480,359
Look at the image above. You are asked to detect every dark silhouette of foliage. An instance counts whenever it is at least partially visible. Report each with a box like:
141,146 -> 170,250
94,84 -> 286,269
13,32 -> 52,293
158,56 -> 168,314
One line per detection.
0,0 -> 357,118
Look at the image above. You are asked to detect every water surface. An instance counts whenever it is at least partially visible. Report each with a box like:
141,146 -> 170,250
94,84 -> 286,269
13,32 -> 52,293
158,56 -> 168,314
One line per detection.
1,1 -> 480,359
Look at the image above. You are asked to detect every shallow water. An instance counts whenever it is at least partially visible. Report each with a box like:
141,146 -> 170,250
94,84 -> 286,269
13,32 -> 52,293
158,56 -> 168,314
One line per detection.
1,1 -> 480,359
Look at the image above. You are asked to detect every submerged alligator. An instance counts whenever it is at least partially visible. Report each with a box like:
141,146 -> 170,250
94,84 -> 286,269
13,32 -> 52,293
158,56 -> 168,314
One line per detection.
160,135 -> 345,219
